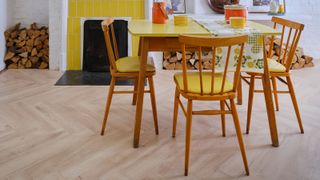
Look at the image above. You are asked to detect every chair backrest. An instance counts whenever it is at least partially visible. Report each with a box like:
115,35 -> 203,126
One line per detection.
101,18 -> 119,72
179,35 -> 248,95
268,17 -> 304,72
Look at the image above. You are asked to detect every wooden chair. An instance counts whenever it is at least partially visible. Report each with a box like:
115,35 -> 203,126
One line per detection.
172,35 -> 249,176
100,18 -> 159,136
243,17 -> 305,134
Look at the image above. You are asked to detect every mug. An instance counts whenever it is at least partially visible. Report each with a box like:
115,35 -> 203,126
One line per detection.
230,17 -> 246,29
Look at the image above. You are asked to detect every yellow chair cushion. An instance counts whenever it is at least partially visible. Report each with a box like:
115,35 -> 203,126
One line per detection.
115,56 -> 155,73
269,58 -> 286,73
174,72 -> 234,94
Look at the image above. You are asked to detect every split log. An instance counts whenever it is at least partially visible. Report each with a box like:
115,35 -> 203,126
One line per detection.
11,56 -> 20,63
189,59 -> 196,66
8,63 -> 18,69
25,60 -> 32,68
194,60 -> 200,69
19,30 -> 27,39
175,62 -> 183,70
19,52 -> 28,58
39,62 -> 49,69
163,60 -> 170,69
203,61 -> 212,69
31,48 -> 38,56
18,61 -> 25,69
5,51 -> 15,60
298,58 -> 306,67
21,58 -> 28,65
16,41 -> 26,48
30,57 -> 39,64
292,63 -> 301,69
303,55 -> 313,64
169,56 -> 178,63
164,63 -> 175,70
176,52 -> 182,60
163,51 -> 171,60
304,62 -> 314,68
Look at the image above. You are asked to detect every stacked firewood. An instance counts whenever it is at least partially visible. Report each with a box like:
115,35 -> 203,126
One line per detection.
4,23 -> 49,69
163,37 -> 314,70
265,37 -> 314,69
163,51 -> 211,70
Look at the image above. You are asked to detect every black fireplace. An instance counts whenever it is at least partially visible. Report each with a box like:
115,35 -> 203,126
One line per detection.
83,20 -> 128,72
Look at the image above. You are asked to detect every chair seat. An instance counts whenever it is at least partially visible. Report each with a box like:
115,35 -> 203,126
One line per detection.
115,56 -> 155,73
269,58 -> 286,73
174,72 -> 233,94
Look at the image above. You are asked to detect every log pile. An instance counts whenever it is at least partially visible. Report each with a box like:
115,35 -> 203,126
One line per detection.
163,37 -> 314,70
163,51 -> 210,70
265,37 -> 314,69
4,23 -> 49,69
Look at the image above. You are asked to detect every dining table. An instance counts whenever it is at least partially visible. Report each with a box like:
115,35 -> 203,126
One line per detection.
128,18 -> 281,148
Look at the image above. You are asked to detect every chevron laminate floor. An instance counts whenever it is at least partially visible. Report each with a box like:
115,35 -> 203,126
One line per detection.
0,67 -> 320,180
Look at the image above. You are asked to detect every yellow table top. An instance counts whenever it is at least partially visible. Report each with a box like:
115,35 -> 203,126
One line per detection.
128,19 -> 281,37
128,19 -> 211,37
247,21 -> 281,35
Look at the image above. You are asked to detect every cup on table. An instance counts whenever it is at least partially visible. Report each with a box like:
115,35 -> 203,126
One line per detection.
174,15 -> 189,26
230,17 -> 246,29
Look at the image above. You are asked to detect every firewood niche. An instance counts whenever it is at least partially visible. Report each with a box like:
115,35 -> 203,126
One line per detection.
163,37 -> 314,70
4,23 -> 49,69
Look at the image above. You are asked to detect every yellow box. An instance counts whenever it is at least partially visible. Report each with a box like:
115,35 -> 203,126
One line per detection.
230,17 -> 246,29
174,15 -> 189,26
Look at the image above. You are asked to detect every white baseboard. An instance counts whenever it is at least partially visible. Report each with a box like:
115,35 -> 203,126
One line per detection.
0,64 -> 5,71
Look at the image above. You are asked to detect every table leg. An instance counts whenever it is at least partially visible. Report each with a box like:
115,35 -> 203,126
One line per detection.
133,37 -> 148,148
262,73 -> 279,147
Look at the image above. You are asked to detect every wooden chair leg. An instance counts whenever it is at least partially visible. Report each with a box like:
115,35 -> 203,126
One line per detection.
286,76 -> 304,134
230,99 -> 250,176
132,78 -> 138,105
101,77 -> 116,136
237,76 -> 243,105
172,87 -> 180,138
271,77 -> 279,111
246,75 -> 255,134
184,100 -> 193,176
148,76 -> 159,135
220,100 -> 226,137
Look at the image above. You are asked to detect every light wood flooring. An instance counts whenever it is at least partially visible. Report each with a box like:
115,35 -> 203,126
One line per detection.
0,65 -> 320,179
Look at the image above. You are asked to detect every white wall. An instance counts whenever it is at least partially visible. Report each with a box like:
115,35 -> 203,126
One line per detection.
49,0 -> 68,71
8,0 -> 49,27
284,0 -> 320,59
0,0 -> 9,71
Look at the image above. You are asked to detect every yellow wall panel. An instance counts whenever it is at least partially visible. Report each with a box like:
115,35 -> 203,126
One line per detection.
77,0 -> 85,16
67,18 -> 74,34
132,36 -> 140,57
85,1 -> 94,17
93,1 -> 102,17
68,0 -> 77,17
72,18 -> 81,34
67,0 -> 145,70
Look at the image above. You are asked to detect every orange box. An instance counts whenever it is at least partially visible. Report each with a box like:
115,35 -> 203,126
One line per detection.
224,5 -> 247,23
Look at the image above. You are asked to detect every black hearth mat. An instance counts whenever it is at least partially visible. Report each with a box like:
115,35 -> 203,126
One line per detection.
55,70 -> 134,86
